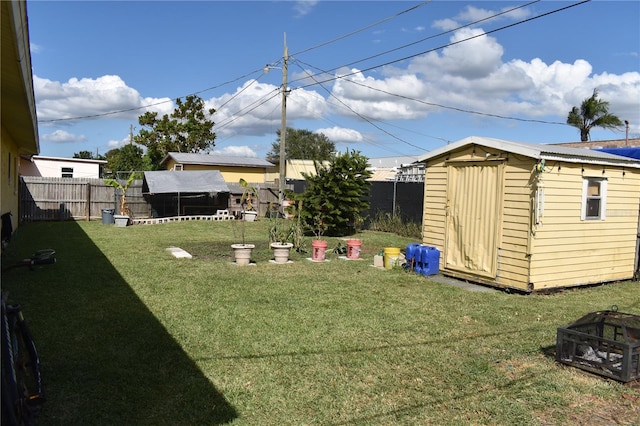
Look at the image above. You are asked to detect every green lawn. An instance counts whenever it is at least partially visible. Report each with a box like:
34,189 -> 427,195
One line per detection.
2,220 -> 638,425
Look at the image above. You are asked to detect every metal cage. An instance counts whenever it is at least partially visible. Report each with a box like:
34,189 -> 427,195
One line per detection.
556,309 -> 640,382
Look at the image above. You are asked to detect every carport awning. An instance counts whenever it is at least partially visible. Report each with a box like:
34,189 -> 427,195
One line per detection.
143,170 -> 229,194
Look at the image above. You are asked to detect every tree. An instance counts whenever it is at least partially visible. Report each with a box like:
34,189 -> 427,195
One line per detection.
73,150 -> 105,160
134,95 -> 216,169
567,89 -> 623,141
105,144 -> 148,176
291,149 -> 372,237
266,128 -> 336,164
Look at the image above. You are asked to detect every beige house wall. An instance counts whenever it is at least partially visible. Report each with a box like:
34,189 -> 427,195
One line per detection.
529,163 -> 640,289
1,128 -> 22,220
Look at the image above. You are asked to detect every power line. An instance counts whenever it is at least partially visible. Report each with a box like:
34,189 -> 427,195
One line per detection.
291,1 -> 433,57
217,0 -> 584,142
38,68 -> 266,123
290,58 -> 428,152
38,2 -> 433,124
290,0 -> 540,84
295,1 -> 590,91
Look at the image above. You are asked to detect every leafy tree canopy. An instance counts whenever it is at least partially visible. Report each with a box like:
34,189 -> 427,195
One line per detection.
290,149 -> 372,237
73,150 -> 105,160
133,95 -> 216,169
566,89 -> 623,141
105,144 -> 148,176
266,128 -> 336,164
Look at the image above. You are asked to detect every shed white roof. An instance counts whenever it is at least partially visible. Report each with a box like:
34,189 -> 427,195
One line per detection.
418,136 -> 640,168
143,170 -> 229,194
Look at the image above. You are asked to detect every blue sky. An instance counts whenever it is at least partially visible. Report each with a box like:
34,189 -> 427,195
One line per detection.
29,1 -> 640,162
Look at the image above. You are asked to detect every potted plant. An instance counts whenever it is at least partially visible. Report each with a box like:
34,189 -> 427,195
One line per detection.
268,215 -> 294,264
310,214 -> 328,262
104,172 -> 135,227
239,178 -> 258,222
231,178 -> 258,265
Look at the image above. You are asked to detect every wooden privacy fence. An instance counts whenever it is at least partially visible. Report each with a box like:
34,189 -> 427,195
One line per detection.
19,177 -> 147,223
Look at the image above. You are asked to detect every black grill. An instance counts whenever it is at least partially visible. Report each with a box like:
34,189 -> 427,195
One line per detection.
556,308 -> 640,382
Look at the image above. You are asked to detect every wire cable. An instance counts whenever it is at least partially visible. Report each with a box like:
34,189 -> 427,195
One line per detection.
291,1 -> 432,57
290,0 -> 540,85
296,0 -> 590,91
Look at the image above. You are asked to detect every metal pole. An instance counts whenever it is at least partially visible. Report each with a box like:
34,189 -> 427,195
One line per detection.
279,34 -> 288,210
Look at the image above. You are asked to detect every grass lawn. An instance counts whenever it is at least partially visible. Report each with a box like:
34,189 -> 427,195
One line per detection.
2,220 -> 639,425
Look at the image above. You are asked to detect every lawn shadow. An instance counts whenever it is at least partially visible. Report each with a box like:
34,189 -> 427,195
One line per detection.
2,222 -> 237,425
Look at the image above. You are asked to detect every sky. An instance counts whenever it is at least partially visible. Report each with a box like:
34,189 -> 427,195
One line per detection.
28,0 -> 640,163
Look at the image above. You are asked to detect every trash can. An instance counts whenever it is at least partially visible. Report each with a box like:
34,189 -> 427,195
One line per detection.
102,208 -> 115,225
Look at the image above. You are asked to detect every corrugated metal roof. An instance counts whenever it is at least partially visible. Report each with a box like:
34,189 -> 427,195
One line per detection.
162,152 -> 275,168
143,170 -> 229,194
418,136 -> 640,168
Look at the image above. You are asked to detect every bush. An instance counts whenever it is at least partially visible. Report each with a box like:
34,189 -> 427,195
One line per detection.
368,207 -> 421,239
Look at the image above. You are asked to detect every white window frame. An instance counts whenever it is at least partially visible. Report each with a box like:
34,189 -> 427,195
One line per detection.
174,163 -> 183,171
581,177 -> 607,220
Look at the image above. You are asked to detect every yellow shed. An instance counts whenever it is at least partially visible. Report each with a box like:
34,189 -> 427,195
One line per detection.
418,136 -> 640,292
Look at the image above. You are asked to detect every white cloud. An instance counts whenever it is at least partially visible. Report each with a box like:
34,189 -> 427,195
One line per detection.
316,127 -> 363,143
293,0 -> 318,17
40,129 -> 87,143
106,136 -> 131,150
34,74 -> 173,122
323,25 -> 639,133
213,146 -> 258,157
207,80 -> 327,138
433,4 -> 532,31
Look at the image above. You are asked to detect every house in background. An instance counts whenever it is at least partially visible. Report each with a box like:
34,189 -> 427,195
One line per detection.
419,136 -> 640,292
1,0 -> 39,229
160,153 -> 277,216
20,155 -> 107,178
160,152 -> 275,184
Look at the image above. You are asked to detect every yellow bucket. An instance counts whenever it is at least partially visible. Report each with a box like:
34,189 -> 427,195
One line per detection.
383,247 -> 401,269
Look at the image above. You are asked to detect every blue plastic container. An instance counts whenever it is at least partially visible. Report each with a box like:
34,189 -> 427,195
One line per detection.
405,243 -> 421,271
421,246 -> 440,276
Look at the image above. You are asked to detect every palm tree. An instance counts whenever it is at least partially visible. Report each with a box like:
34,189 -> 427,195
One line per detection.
566,89 -> 623,141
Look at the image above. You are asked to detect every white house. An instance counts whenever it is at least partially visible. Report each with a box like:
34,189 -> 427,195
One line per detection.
20,156 -> 106,179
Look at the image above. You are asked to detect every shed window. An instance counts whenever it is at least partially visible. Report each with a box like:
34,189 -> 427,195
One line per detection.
61,167 -> 74,178
174,164 -> 183,171
581,177 -> 607,220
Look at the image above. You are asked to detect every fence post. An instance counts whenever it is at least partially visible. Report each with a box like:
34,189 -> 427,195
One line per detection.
85,182 -> 91,221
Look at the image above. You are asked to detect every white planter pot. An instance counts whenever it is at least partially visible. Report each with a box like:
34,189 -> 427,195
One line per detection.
231,244 -> 255,266
270,242 -> 293,263
242,211 -> 258,222
113,214 -> 130,227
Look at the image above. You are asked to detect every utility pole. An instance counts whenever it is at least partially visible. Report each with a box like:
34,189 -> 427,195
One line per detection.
278,33 -> 288,211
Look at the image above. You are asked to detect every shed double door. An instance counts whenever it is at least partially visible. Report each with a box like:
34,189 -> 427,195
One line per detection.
445,162 -> 504,278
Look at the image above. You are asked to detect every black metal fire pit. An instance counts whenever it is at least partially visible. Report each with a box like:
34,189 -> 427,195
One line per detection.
556,307 -> 640,382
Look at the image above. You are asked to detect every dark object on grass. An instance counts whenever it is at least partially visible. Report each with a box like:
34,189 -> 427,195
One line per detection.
1,212 -> 12,250
556,308 -> 640,382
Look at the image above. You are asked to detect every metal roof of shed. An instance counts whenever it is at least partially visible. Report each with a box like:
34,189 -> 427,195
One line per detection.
418,136 -> 640,169
143,170 -> 229,194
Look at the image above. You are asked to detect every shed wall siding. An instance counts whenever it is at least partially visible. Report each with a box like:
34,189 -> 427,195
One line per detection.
529,163 -> 640,289
422,146 -> 533,290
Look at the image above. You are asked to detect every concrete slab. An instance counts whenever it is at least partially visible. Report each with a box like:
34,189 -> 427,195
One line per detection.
426,274 -> 497,292
166,247 -> 192,259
